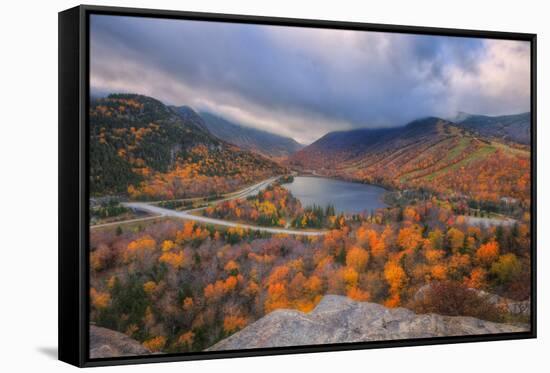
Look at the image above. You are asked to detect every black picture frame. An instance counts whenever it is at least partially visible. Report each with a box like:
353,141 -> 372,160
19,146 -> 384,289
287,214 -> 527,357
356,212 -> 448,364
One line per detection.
59,4 -> 537,367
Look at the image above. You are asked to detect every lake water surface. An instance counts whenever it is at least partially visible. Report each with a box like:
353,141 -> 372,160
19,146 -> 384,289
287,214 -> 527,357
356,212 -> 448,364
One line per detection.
284,176 -> 387,214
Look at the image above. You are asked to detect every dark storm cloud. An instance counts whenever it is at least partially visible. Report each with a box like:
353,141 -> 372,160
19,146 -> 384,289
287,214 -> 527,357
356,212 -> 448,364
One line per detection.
90,15 -> 530,143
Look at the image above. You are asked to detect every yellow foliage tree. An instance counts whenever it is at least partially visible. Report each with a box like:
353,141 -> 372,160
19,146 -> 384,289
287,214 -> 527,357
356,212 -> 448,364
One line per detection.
125,236 -> 156,262
127,236 -> 156,253
346,246 -> 369,272
142,336 -> 166,352
447,227 -> 465,253
397,226 -> 422,252
143,281 -> 157,295
161,240 -> 175,252
159,250 -> 186,269
90,287 -> 111,309
341,267 -> 359,288
384,261 -> 407,294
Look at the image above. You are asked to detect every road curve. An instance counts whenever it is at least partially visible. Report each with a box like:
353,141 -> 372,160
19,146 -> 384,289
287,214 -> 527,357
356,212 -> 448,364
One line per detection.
123,202 -> 326,236
183,176 -> 280,213
90,215 -> 163,229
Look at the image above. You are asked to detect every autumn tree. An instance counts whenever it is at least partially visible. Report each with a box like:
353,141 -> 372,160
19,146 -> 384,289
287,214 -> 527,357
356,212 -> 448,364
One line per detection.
397,226 -> 422,252
428,229 -> 444,250
90,287 -> 111,309
159,250 -> 186,269
143,280 -> 157,295
161,240 -> 175,251
142,336 -> 166,352
384,261 -> 407,307
347,286 -> 371,302
464,267 -> 487,289
447,227 -> 465,253
346,246 -> 369,272
430,264 -> 447,281
476,240 -> 500,265
177,331 -> 195,350
341,267 -> 359,288
223,315 -> 248,334
90,244 -> 113,272
264,283 -> 289,313
491,253 -> 522,284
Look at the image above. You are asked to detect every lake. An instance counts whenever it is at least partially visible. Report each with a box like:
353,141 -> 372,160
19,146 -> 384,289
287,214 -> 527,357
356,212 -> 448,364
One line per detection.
284,176 -> 388,214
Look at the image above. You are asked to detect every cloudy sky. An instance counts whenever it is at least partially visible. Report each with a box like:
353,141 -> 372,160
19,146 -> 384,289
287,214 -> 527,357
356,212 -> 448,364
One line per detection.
90,15 -> 530,144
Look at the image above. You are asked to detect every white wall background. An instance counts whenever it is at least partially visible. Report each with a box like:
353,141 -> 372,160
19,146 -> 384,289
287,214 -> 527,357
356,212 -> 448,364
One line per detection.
0,0 -> 546,371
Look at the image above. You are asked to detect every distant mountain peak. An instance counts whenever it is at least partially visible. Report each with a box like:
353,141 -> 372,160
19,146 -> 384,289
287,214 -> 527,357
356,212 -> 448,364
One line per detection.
405,116 -> 446,129
453,112 -> 531,144
171,105 -> 211,134
449,111 -> 473,123
199,111 -> 304,158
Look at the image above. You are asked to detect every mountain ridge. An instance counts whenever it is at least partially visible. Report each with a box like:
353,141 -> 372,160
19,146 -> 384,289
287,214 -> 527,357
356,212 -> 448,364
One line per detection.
289,116 -> 530,202
200,111 -> 304,158
453,112 -> 530,144
89,93 -> 284,198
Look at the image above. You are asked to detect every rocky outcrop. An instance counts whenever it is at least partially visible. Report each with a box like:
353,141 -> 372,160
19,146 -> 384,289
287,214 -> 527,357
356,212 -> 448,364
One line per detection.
208,295 -> 528,351
90,325 -> 151,359
475,290 -> 531,316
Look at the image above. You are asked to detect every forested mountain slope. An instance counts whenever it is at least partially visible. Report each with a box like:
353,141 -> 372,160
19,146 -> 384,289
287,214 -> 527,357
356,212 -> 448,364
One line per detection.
454,112 -> 530,144
200,111 -> 303,158
289,117 -> 530,203
90,94 -> 284,199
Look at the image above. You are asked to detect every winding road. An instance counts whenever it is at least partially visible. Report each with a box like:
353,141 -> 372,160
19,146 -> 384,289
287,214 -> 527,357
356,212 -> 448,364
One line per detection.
122,202 -> 325,236
92,176 -> 327,236
184,176 -> 280,213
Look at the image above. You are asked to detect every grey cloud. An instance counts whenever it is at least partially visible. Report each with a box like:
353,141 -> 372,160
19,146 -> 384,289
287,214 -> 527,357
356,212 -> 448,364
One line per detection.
90,15 -> 530,143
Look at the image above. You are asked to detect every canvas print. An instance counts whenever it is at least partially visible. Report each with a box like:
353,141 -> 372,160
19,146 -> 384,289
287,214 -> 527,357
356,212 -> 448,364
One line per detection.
88,14 -> 532,358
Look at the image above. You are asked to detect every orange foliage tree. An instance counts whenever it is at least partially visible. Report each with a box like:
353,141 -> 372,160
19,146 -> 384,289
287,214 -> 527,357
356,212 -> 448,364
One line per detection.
346,246 -> 369,272
476,241 -> 500,265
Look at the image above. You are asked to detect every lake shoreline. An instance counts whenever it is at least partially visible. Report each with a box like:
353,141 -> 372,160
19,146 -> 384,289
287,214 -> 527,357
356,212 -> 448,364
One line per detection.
285,175 -> 388,214
294,172 -> 393,193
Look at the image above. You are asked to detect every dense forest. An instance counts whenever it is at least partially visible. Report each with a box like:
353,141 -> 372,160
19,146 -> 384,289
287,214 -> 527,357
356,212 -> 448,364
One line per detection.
89,93 -> 531,354
90,197 -> 531,352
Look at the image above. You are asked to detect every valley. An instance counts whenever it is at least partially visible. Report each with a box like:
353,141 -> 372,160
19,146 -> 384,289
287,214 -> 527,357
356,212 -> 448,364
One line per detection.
89,92 -> 532,355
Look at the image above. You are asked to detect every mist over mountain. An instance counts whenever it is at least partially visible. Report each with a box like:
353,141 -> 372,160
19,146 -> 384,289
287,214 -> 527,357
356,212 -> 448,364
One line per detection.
452,112 -> 531,144
170,105 -> 211,134
91,15 -> 531,143
289,117 -> 446,171
200,111 -> 304,158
